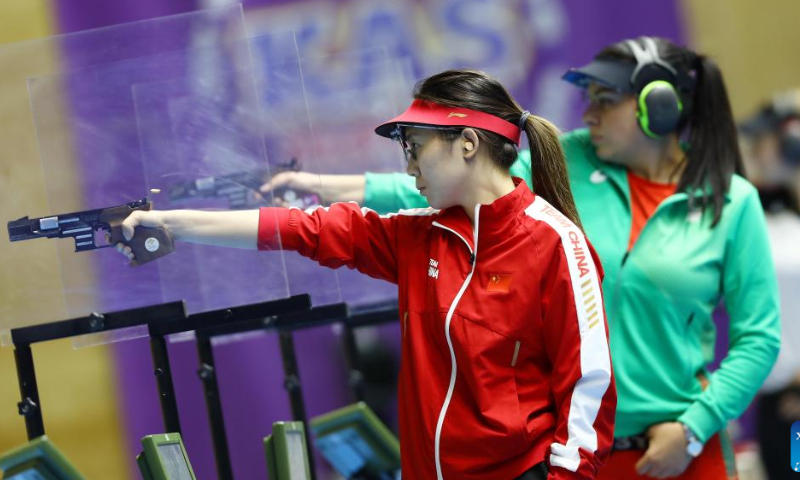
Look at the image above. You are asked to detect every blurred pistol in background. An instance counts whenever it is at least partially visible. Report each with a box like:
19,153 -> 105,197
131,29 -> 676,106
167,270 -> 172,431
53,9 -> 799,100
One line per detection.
7,198 -> 174,266
168,157 -> 320,209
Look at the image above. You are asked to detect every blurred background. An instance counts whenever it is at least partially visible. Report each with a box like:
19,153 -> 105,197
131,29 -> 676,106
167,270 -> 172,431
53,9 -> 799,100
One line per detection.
1,0 -> 799,479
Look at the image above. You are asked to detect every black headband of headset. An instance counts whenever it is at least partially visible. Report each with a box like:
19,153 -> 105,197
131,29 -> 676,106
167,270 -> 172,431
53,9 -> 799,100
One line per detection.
625,37 -> 694,94
562,37 -> 695,95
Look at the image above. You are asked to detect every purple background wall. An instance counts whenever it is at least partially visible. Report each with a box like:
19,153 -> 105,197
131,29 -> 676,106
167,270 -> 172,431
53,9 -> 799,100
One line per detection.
50,1 -> 688,479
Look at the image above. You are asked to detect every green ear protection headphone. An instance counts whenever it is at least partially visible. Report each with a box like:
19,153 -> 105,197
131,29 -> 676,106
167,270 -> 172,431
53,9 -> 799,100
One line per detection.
626,37 -> 683,138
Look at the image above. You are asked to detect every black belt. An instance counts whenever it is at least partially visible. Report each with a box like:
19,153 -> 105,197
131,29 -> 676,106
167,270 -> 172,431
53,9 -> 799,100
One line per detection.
514,461 -> 548,480
612,435 -> 649,451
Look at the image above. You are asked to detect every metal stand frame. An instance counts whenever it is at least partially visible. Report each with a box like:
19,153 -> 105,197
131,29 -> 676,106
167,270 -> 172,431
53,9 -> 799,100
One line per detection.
11,301 -> 187,439
9,295 -> 399,480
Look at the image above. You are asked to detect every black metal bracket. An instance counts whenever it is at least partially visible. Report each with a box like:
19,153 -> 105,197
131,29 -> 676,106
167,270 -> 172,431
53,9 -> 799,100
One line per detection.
10,301 -> 187,440
17,397 -> 37,417
11,301 -> 186,346
8,293 -> 399,480
198,363 -> 215,382
166,294 -> 314,480
341,301 -> 399,403
188,300 -> 400,480
191,301 -> 346,480
148,295 -> 311,338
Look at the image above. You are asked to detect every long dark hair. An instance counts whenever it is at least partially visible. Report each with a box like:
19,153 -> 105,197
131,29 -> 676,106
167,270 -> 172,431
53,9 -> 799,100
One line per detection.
414,69 -> 583,229
597,37 -> 745,226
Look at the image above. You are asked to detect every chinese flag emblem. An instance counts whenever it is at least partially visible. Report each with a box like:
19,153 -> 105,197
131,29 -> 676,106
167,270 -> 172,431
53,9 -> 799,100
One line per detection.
487,273 -> 512,293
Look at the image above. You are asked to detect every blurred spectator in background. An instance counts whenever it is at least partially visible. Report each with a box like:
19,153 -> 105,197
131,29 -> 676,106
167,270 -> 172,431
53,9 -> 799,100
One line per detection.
742,89 -> 800,480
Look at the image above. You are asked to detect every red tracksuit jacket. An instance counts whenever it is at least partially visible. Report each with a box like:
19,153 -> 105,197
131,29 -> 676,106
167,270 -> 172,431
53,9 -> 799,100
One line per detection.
258,180 -> 616,479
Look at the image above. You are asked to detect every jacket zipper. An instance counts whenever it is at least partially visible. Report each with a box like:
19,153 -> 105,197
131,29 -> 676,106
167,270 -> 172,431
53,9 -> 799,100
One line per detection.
431,221 -> 474,259
613,194 -> 685,329
431,205 -> 480,480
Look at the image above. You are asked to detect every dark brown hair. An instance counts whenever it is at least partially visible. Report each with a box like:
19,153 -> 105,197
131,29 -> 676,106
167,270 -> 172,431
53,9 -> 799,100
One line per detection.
597,37 -> 745,226
414,69 -> 583,229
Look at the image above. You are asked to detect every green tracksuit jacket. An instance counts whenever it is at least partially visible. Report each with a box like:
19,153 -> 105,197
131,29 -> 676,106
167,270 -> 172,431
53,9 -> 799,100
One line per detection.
363,128 -> 780,442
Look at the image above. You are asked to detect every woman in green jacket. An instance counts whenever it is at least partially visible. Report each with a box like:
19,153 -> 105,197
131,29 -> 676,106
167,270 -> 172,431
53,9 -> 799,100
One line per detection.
262,37 -> 780,479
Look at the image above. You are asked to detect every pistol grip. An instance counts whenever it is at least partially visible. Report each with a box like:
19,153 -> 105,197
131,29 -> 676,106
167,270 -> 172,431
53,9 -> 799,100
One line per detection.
112,226 -> 175,266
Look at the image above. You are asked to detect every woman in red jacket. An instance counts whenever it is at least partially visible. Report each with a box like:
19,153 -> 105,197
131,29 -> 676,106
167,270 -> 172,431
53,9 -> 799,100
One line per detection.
117,69 -> 616,480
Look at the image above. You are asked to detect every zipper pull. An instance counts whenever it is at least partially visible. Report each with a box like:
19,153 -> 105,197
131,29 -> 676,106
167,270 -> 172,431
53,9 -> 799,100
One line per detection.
469,253 -> 475,264
621,252 -> 629,266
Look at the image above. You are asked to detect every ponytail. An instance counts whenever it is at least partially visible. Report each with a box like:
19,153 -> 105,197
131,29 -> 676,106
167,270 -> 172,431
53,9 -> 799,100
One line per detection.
411,69 -> 584,229
680,54 -> 745,225
523,115 -> 584,230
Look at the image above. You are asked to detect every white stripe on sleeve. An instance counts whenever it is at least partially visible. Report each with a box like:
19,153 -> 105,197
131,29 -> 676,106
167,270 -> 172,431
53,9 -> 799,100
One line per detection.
525,196 -> 612,473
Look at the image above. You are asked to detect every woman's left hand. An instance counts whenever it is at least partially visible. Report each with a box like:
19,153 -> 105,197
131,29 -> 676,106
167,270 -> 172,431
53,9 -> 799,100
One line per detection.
634,422 -> 693,478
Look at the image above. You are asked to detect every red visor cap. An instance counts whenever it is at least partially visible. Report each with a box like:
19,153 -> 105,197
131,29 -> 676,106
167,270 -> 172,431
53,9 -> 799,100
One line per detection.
374,99 -> 522,145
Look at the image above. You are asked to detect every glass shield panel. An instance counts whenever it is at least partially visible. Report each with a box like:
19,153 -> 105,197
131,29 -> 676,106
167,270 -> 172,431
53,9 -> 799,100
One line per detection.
248,31 -> 344,309
135,31 -> 348,346
0,6 -> 248,342
19,39 -> 302,346
133,31 -> 341,344
299,48 -> 414,308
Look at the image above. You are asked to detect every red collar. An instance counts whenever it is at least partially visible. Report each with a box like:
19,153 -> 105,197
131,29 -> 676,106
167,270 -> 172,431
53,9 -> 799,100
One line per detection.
433,178 -> 534,251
